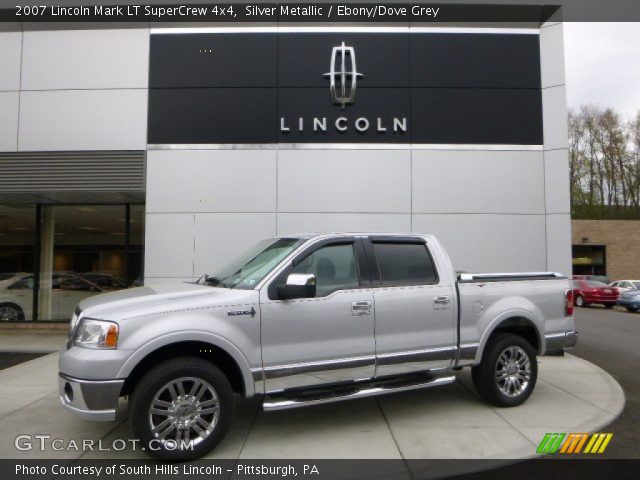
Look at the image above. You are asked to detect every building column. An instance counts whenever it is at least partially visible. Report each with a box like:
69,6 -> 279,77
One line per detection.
540,22 -> 572,276
38,206 -> 55,320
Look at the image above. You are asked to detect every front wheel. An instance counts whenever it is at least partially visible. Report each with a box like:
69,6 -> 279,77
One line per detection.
605,304 -> 615,309
0,303 -> 24,322
626,307 -> 639,313
471,332 -> 538,407
130,357 -> 235,460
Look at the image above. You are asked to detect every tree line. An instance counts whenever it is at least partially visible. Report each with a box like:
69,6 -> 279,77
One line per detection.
569,106 -> 640,219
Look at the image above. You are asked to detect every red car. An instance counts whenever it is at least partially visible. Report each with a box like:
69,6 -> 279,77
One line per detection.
571,279 -> 619,308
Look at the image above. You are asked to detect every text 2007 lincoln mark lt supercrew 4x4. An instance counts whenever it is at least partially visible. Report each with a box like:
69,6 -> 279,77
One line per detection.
59,233 -> 577,459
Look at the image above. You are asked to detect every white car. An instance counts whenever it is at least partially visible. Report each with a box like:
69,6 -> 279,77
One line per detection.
609,280 -> 640,293
0,273 -> 104,322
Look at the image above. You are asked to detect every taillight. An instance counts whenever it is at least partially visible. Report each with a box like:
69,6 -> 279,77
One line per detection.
565,289 -> 574,316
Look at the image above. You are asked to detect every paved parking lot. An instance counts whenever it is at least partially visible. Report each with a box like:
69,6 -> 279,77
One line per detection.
570,306 -> 640,458
0,337 -> 623,467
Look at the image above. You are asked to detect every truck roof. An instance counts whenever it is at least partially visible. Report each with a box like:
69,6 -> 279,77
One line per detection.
277,232 -> 433,240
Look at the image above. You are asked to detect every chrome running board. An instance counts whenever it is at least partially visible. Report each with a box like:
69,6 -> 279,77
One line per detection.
263,374 -> 456,411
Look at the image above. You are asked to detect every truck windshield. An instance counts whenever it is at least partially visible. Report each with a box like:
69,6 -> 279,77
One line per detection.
197,237 -> 304,290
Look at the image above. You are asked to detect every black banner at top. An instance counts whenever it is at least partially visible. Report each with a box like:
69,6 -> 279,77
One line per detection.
3,3 -> 556,23
3,1 -> 640,22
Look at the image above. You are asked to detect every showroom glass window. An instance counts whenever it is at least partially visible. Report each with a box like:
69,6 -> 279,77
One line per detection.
0,204 -> 144,322
0,205 -> 36,321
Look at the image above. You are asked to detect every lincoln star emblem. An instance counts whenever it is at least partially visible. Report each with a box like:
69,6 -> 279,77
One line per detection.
323,42 -> 363,109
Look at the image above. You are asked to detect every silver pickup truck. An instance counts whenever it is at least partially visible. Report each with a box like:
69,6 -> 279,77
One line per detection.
59,233 -> 577,459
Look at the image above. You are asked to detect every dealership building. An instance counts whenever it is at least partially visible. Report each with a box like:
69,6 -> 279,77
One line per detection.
0,6 -> 571,322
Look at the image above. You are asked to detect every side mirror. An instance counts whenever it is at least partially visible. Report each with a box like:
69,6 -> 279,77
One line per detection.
278,273 -> 316,300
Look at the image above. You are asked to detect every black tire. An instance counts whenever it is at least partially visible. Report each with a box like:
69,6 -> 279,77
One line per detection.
626,307 -> 639,313
130,356 -> 235,460
605,304 -> 615,309
0,303 -> 25,322
574,295 -> 585,307
471,332 -> 538,407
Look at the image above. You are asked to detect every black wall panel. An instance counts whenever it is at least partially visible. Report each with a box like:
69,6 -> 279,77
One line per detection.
411,89 -> 543,145
150,33 -> 277,88
148,89 -> 276,144
148,32 -> 543,145
410,34 -> 541,88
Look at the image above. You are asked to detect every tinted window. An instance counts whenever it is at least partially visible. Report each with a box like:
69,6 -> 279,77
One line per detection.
373,243 -> 438,286
291,244 -> 359,297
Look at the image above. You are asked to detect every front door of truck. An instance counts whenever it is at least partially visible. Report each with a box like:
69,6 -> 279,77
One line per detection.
260,238 -> 375,392
364,237 -> 457,377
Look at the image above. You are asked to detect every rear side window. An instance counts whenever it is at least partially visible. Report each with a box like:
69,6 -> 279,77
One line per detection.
373,243 -> 438,286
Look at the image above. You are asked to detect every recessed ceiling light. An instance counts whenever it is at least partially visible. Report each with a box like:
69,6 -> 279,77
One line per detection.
77,226 -> 98,231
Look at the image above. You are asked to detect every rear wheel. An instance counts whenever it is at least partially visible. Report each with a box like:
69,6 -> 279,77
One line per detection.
472,332 -> 537,407
574,295 -> 585,307
626,307 -> 639,313
605,304 -> 615,309
130,357 -> 235,460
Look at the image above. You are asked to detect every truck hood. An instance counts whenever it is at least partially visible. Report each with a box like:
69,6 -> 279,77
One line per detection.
77,282 -> 258,321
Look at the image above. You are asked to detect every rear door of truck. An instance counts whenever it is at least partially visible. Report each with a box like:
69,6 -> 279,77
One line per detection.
363,236 -> 457,377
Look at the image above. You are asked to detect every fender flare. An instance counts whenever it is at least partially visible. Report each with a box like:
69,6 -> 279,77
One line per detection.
116,330 -> 256,397
474,309 -> 544,363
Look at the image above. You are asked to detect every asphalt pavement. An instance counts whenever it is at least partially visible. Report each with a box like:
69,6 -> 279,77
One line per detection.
570,306 -> 640,458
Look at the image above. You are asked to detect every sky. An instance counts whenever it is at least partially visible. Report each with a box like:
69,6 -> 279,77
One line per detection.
564,23 -> 640,120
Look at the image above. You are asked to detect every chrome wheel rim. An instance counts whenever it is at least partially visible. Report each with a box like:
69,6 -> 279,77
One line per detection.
0,306 -> 19,322
148,376 -> 220,448
575,296 -> 584,307
495,346 -> 531,397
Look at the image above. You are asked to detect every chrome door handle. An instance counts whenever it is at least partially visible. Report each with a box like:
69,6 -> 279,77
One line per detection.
434,296 -> 451,305
352,301 -> 372,316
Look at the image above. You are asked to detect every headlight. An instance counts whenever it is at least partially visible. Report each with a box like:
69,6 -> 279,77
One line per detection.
73,319 -> 119,349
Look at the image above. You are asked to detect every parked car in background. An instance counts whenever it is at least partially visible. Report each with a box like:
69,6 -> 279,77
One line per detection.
0,272 -> 104,321
81,272 -> 126,291
609,280 -> 640,293
617,288 -> 640,312
572,279 -> 619,308
572,274 -> 611,285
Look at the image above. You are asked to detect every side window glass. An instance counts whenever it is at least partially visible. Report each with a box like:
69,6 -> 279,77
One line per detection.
9,276 -> 34,290
291,244 -> 359,297
373,243 -> 438,287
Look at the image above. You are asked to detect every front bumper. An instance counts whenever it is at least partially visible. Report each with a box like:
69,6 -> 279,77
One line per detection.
58,373 -> 124,422
545,330 -> 579,352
